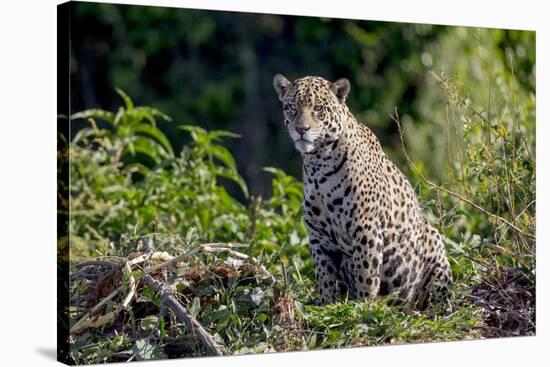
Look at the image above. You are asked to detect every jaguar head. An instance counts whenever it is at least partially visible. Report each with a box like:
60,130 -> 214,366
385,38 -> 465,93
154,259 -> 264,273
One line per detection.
273,74 -> 350,154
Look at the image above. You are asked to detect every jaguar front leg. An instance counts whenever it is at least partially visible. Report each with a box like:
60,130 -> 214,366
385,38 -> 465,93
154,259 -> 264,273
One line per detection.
352,230 -> 383,300
307,234 -> 341,305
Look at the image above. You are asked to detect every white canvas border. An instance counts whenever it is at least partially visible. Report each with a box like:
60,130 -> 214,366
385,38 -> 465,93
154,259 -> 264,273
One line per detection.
0,0 -> 546,366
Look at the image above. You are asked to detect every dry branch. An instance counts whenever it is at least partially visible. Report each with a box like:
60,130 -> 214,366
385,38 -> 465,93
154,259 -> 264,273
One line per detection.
145,243 -> 248,274
70,285 -> 123,334
143,274 -> 225,356
70,260 -> 138,334
69,240 -> 274,357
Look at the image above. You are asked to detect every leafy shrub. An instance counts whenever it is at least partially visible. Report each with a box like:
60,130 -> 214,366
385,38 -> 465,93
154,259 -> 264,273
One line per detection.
69,91 -> 310,273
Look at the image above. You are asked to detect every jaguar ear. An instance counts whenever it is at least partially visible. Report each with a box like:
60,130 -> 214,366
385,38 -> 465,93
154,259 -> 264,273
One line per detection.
331,78 -> 350,103
273,74 -> 291,102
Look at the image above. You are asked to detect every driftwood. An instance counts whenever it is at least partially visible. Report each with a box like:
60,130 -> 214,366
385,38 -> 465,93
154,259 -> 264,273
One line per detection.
70,285 -> 123,334
69,242 -> 275,357
70,261 -> 138,334
142,274 -> 225,356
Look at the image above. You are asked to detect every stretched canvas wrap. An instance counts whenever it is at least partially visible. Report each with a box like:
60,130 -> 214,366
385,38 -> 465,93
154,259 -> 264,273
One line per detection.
57,1 -> 536,364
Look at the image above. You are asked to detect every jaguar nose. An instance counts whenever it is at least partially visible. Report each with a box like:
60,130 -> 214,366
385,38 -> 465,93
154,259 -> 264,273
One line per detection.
295,125 -> 310,135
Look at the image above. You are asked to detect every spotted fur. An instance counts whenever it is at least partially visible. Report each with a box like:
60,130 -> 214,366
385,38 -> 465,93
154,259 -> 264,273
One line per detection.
273,74 -> 453,309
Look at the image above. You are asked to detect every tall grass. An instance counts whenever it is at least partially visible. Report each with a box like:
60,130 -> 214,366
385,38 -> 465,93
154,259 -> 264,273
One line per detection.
395,53 -> 535,284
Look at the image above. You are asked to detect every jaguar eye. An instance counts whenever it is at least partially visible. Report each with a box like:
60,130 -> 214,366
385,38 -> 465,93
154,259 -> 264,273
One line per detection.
285,104 -> 297,115
314,104 -> 323,112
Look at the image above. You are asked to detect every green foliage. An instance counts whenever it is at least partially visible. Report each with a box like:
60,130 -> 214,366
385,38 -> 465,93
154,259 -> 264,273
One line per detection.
68,92 -> 314,363
68,55 -> 534,361
302,300 -> 482,348
69,91 -> 309,268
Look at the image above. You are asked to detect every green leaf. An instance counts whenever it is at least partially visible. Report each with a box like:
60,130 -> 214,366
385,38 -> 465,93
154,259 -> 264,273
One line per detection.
71,126 -> 110,144
189,297 -> 201,318
131,124 -> 175,157
215,166 -> 249,198
124,162 -> 151,176
121,136 -> 167,164
208,144 -> 236,169
139,287 -> 160,307
70,109 -> 115,123
159,315 -> 166,339
295,300 -> 307,319
179,124 -> 205,143
134,106 -> 172,122
141,315 -> 159,331
115,87 -> 134,111
209,129 -> 241,141
113,107 -> 125,127
132,339 -> 167,361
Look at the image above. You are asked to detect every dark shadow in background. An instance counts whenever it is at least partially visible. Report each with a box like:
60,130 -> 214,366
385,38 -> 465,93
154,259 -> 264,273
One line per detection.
69,1 -> 533,200
69,2 -> 440,199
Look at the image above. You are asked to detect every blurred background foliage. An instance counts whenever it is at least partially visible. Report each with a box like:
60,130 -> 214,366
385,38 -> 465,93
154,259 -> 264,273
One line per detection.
70,2 -> 535,199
